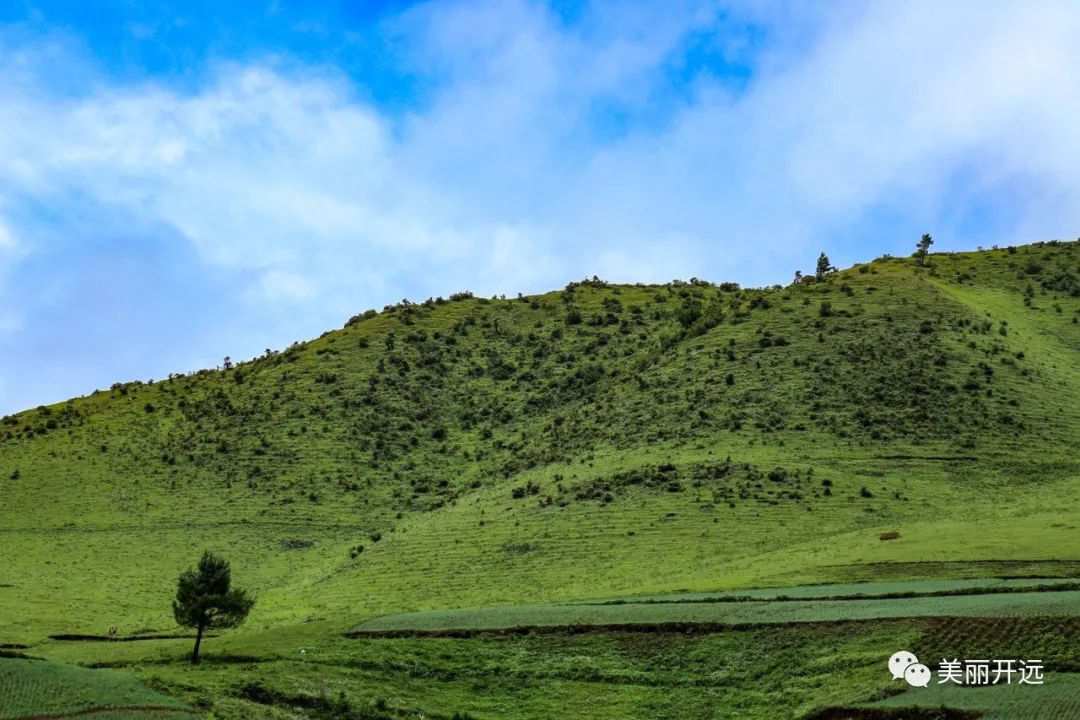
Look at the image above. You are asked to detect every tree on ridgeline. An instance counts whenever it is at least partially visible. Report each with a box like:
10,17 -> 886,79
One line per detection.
815,253 -> 835,280
173,551 -> 254,665
915,233 -> 934,266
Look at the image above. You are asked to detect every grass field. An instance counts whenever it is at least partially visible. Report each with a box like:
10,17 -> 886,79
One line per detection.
10,620 -> 937,719
24,611 -> 1080,720
0,658 -> 200,719
574,576 -> 1080,604
2,242 -> 1079,718
352,586 -> 1080,634
859,673 -> 1080,720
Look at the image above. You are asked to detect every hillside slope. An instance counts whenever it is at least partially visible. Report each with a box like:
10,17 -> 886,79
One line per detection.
1,241 -> 1079,643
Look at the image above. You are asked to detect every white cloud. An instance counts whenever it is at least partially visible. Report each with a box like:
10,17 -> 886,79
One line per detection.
0,303 -> 22,343
256,269 -> 316,302
0,0 -> 1078,377
0,208 -> 26,297
0,194 -> 17,255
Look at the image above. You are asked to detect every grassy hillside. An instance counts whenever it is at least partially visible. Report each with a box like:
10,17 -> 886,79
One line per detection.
1,241 -> 1078,718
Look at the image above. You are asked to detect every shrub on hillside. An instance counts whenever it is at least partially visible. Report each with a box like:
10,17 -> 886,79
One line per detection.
512,481 -> 540,499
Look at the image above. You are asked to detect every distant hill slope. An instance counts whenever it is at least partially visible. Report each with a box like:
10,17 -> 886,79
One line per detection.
1,241 -> 1078,642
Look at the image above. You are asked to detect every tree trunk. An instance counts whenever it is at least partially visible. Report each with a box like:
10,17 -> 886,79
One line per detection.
191,622 -> 204,665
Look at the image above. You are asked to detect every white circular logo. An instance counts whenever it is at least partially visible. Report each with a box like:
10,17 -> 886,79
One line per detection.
888,650 -> 919,680
904,663 -> 932,688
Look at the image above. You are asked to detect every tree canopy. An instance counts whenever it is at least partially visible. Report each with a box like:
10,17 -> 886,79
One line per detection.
815,252 -> 835,279
916,233 -> 934,266
173,551 -> 254,664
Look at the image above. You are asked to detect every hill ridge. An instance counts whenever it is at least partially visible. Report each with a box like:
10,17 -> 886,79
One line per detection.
1,240 -> 1078,639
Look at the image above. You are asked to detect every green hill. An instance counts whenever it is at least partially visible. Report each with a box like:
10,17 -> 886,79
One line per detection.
1,241 -> 1078,718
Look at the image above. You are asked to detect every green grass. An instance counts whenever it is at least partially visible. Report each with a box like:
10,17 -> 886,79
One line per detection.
1,241 -> 1079,718
29,615 -> 1080,720
31,621 -> 931,720
352,588 -> 1080,634
0,658 -> 200,719
575,577 -> 1080,604
863,673 -> 1080,720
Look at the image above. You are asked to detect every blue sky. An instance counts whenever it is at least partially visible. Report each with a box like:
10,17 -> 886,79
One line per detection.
1,1 -> 1079,414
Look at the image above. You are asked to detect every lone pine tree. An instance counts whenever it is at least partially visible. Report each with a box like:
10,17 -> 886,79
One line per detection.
172,551 -> 254,664
815,252 -> 835,279
916,233 -> 935,266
